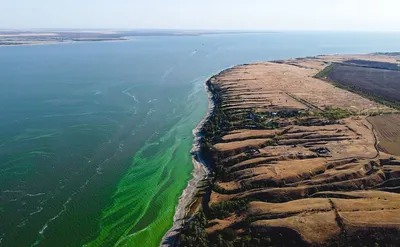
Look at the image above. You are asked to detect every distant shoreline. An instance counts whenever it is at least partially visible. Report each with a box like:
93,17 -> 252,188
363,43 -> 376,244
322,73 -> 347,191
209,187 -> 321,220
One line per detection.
0,30 -> 280,47
0,38 -> 131,47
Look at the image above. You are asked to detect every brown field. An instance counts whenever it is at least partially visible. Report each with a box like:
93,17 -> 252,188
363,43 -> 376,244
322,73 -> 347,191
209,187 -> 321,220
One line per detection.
186,54 -> 400,246
368,114 -> 400,156
221,129 -> 278,141
326,64 -> 400,102
217,62 -> 392,114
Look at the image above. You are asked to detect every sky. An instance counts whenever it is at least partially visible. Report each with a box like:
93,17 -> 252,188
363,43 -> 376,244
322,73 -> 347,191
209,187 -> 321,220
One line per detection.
1,0 -> 400,31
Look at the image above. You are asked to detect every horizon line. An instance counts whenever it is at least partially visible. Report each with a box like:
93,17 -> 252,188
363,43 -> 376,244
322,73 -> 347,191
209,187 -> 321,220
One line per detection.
1,28 -> 400,33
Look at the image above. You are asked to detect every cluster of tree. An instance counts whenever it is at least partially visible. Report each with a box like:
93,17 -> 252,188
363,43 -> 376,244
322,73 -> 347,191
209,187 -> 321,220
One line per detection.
211,183 -> 240,194
178,199 -> 248,247
327,228 -> 400,247
179,212 -> 208,247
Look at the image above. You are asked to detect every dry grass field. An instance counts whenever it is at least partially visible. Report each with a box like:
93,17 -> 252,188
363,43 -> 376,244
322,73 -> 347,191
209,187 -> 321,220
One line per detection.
179,54 -> 400,247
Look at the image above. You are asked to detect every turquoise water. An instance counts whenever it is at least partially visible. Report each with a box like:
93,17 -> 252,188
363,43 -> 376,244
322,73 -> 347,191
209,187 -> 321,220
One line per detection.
1,32 -> 400,247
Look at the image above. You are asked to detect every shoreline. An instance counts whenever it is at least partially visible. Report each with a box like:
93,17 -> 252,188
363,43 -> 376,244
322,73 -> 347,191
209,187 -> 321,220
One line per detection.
160,77 -> 215,247
0,38 -> 131,47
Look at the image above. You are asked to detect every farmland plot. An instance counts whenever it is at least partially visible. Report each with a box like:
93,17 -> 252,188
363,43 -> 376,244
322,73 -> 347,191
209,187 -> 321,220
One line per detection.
369,114 -> 400,155
344,59 -> 400,70
327,64 -> 400,102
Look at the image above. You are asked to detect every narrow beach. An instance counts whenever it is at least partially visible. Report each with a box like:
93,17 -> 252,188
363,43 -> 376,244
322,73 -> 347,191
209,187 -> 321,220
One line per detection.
160,77 -> 216,246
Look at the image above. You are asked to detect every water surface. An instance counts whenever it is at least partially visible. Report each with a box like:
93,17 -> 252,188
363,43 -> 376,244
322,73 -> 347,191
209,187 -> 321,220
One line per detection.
1,32 -> 400,247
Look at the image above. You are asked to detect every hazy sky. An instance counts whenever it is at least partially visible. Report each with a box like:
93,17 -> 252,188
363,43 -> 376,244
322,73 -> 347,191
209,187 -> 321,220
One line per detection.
2,0 -> 400,31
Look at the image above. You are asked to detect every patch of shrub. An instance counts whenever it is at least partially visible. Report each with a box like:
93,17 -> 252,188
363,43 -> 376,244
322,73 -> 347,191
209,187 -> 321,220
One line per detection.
318,107 -> 352,120
209,199 -> 248,219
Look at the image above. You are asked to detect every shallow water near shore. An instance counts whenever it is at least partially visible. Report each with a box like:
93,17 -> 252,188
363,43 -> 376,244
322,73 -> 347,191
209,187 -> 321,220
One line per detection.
1,32 -> 400,247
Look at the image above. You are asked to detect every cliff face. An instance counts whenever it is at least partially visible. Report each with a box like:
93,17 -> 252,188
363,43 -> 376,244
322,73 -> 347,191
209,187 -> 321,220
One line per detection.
179,55 -> 400,247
